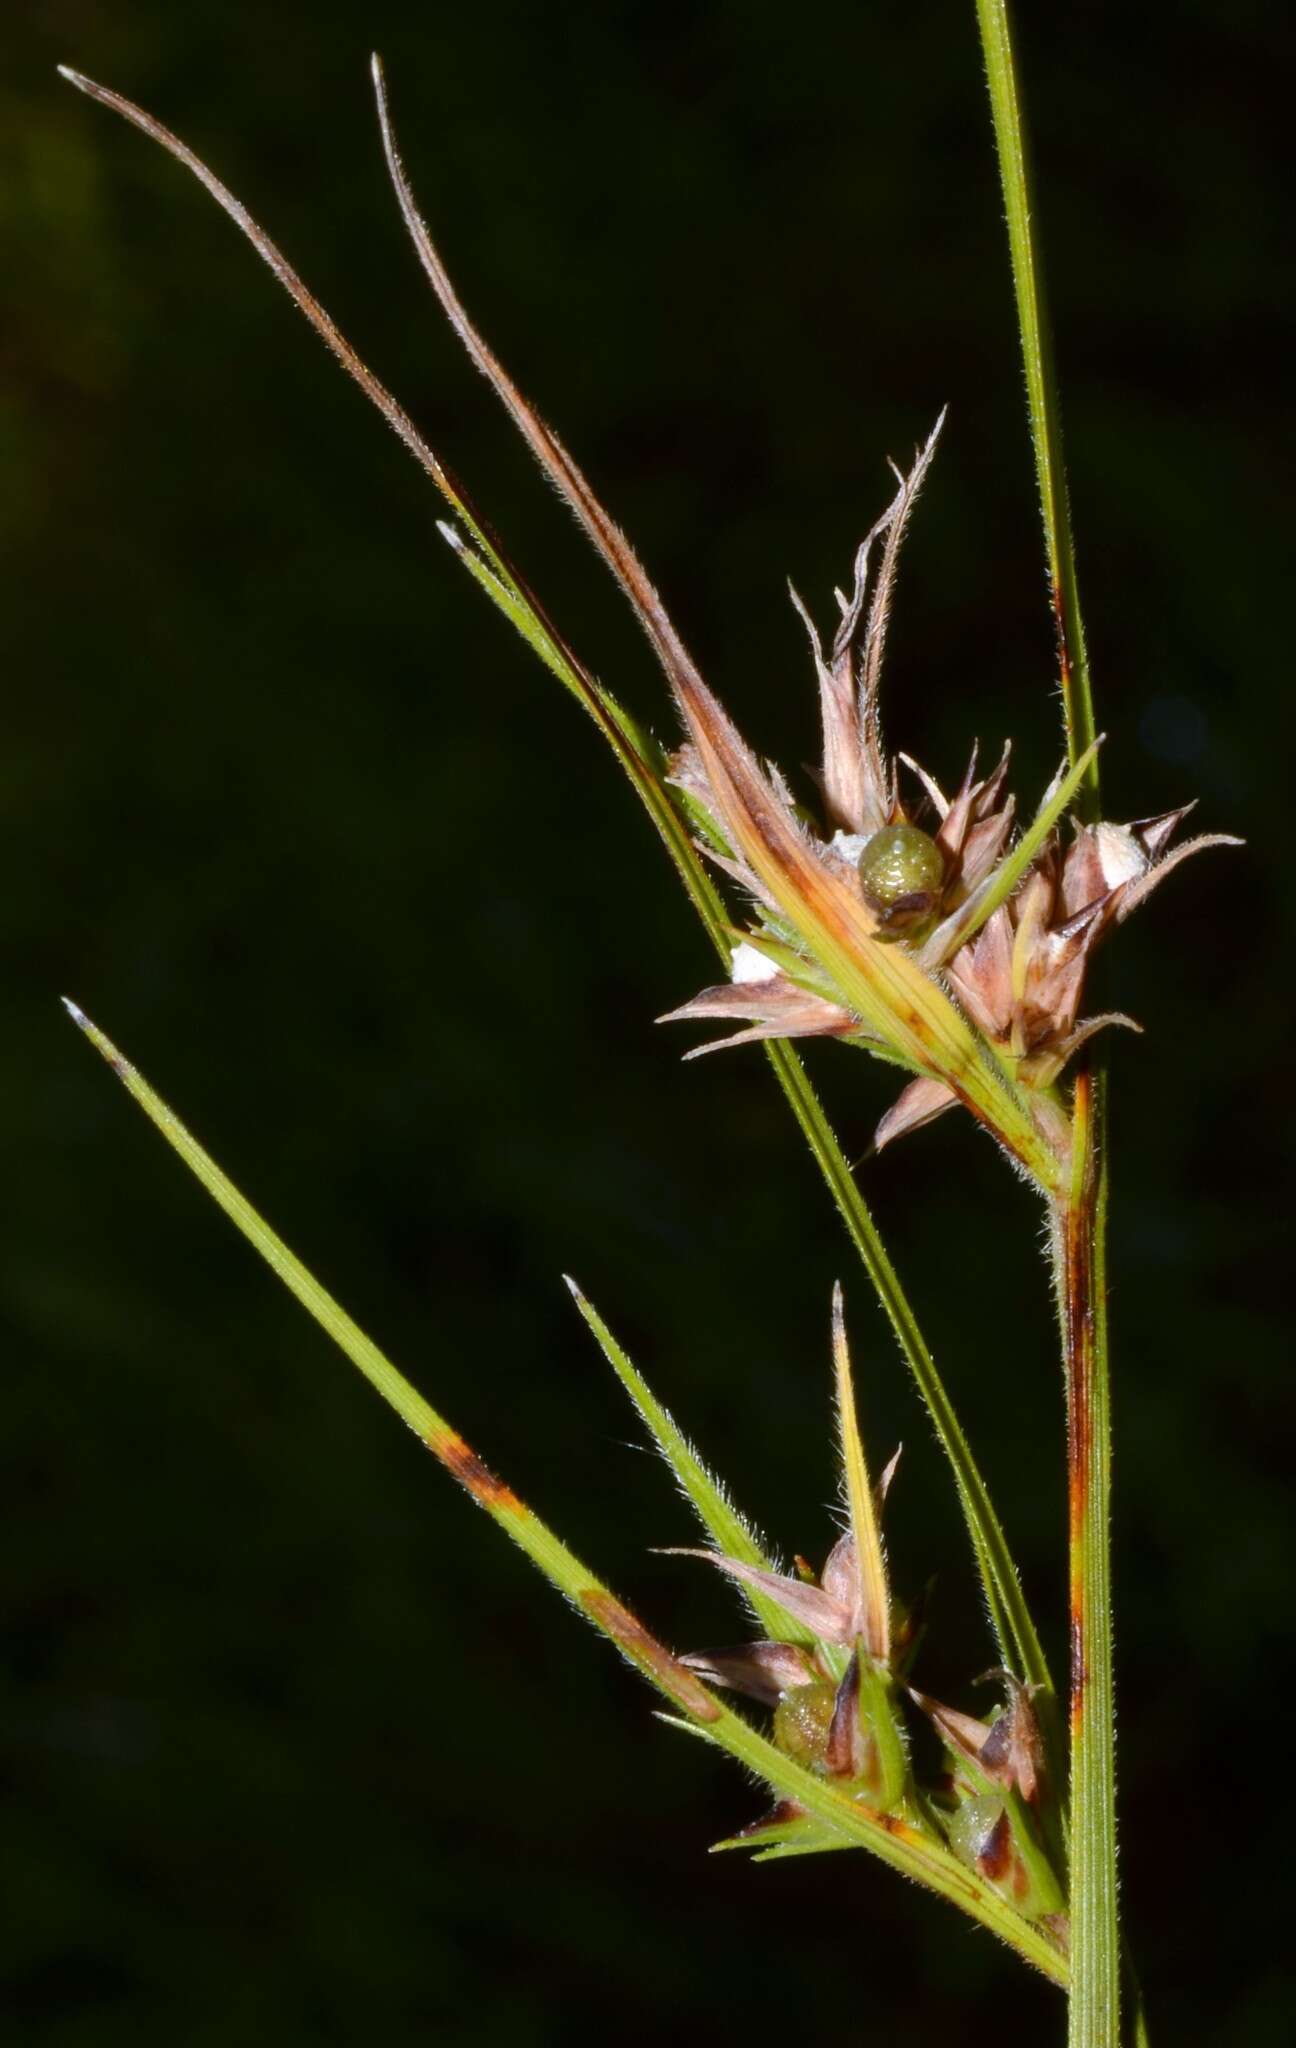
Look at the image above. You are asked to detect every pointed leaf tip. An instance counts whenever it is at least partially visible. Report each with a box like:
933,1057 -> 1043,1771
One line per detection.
60,1001 -> 130,1076
576,1296 -> 811,1644
831,1293 -> 891,1664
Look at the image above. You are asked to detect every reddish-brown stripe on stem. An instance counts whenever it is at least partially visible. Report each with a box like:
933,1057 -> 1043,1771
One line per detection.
1051,577 -> 1074,703
431,1428 -> 523,1514
580,1589 -> 721,1722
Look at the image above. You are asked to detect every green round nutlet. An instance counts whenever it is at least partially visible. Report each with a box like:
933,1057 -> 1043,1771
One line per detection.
773,1680 -> 838,1767
946,1793 -> 1061,1918
947,1794 -> 1005,1872
856,822 -> 945,929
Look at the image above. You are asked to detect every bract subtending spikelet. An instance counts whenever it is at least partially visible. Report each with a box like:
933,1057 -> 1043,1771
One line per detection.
912,1672 -> 1048,1806
667,452 -> 1239,1162
671,1293 -> 912,1823
912,1674 -> 1063,1917
660,1294 -> 1064,1878
656,428 -> 1072,1185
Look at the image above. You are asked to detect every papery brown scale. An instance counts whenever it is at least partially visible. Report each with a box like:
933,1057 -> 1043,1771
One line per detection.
874,1076 -> 958,1152
1114,830 -> 1243,920
661,1546 -> 854,1644
980,1682 -> 1047,1806
899,752 -> 950,820
657,975 -> 856,1060
857,418 -> 945,733
677,1642 -> 818,1706
909,1688 -> 994,1772
958,802 -> 1017,893
825,1654 -> 867,1780
819,1530 -> 858,1612
934,751 -> 984,861
1061,827 -> 1121,919
946,909 -> 1014,1040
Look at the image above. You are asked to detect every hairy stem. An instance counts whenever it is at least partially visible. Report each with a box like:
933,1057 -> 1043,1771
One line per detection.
1053,1070 -> 1118,2045
976,5 -> 1125,2039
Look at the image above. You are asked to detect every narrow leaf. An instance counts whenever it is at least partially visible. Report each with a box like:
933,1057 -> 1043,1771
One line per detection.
566,1281 -> 813,1647
57,1005 -> 704,1684
62,999 -> 1067,1984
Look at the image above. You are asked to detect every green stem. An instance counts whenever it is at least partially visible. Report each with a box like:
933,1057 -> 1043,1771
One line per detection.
975,6 -> 1126,2040
1052,1070 -> 1118,2046
1124,1941 -> 1152,2048
974,0 -> 1098,815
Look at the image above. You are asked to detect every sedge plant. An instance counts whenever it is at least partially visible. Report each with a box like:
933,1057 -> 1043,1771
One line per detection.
57,9 -> 1237,2041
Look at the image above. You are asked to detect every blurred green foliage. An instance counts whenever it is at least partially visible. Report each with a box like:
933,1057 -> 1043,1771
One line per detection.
3,2 -> 1290,2041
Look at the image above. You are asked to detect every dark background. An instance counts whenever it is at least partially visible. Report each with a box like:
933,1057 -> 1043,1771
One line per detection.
4,2 -> 1291,2042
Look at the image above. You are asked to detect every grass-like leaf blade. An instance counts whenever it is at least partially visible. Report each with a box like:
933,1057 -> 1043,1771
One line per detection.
61,998 -> 1068,1985
565,1281 -> 813,1647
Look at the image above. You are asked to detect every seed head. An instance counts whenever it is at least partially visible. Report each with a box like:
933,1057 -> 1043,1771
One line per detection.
660,434 -> 1239,1168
